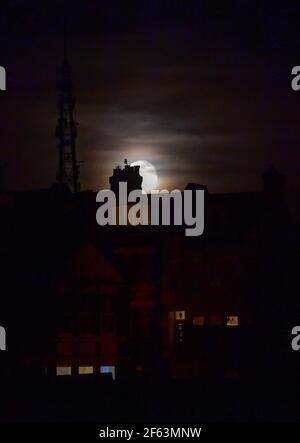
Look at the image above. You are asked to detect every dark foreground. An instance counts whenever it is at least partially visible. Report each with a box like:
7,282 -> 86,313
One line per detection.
0,375 -> 299,422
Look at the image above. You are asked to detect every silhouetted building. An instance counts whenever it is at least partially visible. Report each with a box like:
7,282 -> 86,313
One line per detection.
109,159 -> 143,197
0,166 -> 298,384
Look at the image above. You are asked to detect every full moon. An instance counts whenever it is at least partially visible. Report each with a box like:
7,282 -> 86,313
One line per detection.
131,160 -> 158,193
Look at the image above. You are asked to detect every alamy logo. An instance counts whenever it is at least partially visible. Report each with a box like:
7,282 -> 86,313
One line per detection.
291,326 -> 300,351
0,326 -> 6,351
0,66 -> 6,90
96,182 -> 205,237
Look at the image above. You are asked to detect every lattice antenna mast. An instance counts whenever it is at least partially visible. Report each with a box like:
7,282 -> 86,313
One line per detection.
55,21 -> 80,192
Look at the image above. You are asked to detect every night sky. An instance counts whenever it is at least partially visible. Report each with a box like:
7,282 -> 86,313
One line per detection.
1,1 -> 300,217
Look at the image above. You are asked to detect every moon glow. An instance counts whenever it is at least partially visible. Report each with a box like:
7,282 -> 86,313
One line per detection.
131,160 -> 158,193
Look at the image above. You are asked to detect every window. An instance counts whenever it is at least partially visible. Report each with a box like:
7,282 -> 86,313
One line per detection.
175,310 -> 185,321
78,366 -> 93,375
79,298 -> 99,333
193,316 -> 205,326
207,315 -> 223,326
226,316 -> 239,326
100,365 -> 116,380
56,366 -> 72,376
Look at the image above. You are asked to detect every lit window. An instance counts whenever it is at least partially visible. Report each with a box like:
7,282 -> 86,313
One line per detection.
175,310 -> 185,321
100,365 -> 116,380
56,366 -> 72,376
226,316 -> 239,326
193,316 -> 205,326
78,366 -> 93,375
